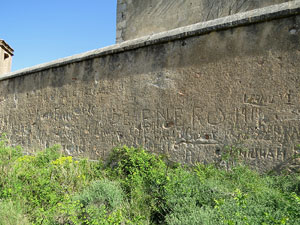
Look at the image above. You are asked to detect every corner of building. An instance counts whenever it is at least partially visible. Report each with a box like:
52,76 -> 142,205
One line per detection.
0,40 -> 14,76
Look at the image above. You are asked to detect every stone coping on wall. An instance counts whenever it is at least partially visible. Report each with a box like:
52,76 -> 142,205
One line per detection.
1,0 -> 300,81
0,40 -> 14,56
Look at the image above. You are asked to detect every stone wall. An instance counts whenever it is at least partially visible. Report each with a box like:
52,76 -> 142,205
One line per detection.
117,0 -> 291,42
1,1 -> 300,171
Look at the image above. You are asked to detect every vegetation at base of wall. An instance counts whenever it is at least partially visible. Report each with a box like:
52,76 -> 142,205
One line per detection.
0,136 -> 299,224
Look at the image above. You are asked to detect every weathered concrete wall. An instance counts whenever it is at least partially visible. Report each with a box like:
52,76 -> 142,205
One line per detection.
117,0 -> 292,42
1,2 -> 300,171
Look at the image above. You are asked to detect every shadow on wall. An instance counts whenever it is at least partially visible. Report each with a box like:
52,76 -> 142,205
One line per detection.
1,15 -> 299,96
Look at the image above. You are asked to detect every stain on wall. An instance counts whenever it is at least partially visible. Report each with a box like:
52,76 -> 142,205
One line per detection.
1,8 -> 300,171
117,0 -> 291,42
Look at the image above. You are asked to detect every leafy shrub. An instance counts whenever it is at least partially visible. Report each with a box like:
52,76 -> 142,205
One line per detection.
0,138 -> 299,224
75,179 -> 124,210
106,146 -> 170,223
0,200 -> 30,225
71,179 -> 126,224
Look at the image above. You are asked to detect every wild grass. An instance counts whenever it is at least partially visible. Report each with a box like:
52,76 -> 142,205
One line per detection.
0,136 -> 299,224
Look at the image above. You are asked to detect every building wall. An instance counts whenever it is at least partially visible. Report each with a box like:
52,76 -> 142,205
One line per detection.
0,47 -> 12,75
117,0 -> 291,42
1,2 -> 300,171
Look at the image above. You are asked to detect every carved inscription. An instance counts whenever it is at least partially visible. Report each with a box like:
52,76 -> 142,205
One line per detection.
0,37 -> 300,174
2,87 -> 298,166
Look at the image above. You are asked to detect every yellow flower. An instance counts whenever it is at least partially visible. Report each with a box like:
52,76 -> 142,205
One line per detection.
17,155 -> 35,163
51,156 -> 73,165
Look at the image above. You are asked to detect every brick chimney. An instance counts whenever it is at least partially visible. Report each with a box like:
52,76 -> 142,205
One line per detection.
0,40 -> 14,76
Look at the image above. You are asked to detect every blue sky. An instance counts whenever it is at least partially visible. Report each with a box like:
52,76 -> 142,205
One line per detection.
0,0 -> 117,71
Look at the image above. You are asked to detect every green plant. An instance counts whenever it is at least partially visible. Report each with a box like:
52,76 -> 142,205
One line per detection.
0,139 -> 299,225
219,143 -> 248,170
106,146 -> 170,224
72,179 -> 127,224
75,179 -> 124,210
0,200 -> 30,225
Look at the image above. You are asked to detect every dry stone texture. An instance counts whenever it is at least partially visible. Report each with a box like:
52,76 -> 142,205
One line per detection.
117,0 -> 292,42
1,11 -> 300,171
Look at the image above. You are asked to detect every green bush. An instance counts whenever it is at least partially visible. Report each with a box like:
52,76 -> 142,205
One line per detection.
75,179 -> 124,210
71,179 -> 126,224
106,146 -> 171,224
0,200 -> 30,225
0,138 -> 299,224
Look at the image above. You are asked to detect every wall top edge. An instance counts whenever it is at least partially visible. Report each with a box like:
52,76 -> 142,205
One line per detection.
0,40 -> 14,56
1,0 -> 300,81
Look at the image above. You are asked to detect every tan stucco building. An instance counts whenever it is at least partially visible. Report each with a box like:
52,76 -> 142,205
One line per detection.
0,40 -> 14,76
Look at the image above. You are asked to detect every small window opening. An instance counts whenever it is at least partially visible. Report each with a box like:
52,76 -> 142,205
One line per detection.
4,53 -> 9,60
